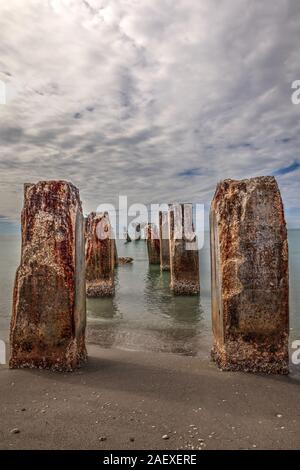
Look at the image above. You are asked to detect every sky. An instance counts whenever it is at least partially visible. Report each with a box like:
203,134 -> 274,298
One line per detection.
0,0 -> 300,228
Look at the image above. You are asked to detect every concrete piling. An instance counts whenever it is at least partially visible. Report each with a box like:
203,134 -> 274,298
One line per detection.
168,203 -> 200,295
146,223 -> 160,265
9,181 -> 87,371
210,176 -> 289,374
85,212 -> 115,297
159,211 -> 170,271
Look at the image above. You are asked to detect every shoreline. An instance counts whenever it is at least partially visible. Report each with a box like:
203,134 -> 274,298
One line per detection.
0,344 -> 300,450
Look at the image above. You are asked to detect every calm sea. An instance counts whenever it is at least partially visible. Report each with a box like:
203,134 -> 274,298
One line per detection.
0,229 -> 299,365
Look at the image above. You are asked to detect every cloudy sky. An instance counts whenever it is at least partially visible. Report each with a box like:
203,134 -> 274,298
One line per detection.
0,0 -> 299,227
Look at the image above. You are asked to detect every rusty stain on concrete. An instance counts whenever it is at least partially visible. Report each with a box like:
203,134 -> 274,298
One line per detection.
10,180 -> 87,371
169,203 -> 200,295
210,176 -> 289,374
85,212 -> 115,297
146,223 -> 160,265
159,211 -> 170,271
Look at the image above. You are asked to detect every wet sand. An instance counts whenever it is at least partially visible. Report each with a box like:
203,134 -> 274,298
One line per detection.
0,345 -> 299,450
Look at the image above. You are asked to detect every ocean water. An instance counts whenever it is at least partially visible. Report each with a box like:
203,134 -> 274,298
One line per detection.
0,230 -> 299,363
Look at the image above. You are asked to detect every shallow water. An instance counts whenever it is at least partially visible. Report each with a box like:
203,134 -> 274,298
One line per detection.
0,229 -> 299,363
87,238 -> 211,357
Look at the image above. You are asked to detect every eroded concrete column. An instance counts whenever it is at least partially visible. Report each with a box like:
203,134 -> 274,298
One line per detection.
85,212 -> 115,297
210,176 -> 289,374
168,203 -> 200,295
159,211 -> 170,271
146,223 -> 160,265
10,181 -> 87,371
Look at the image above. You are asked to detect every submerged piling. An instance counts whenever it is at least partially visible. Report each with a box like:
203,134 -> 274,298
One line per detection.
210,176 -> 289,374
85,212 -> 115,297
168,203 -> 200,295
9,181 -> 87,371
146,223 -> 160,265
159,211 -> 170,271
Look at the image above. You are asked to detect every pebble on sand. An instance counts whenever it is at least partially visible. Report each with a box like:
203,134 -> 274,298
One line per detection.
10,428 -> 20,434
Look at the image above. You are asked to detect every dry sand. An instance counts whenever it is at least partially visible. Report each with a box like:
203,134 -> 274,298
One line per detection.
0,345 -> 300,450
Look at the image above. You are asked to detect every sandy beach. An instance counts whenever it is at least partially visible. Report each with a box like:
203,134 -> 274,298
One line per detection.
0,344 -> 299,450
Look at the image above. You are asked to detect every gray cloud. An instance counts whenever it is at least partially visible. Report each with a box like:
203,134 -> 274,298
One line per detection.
0,0 -> 299,227
0,126 -> 24,145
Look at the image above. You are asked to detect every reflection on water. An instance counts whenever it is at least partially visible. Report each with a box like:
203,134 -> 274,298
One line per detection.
144,266 -> 202,323
87,240 -> 211,357
88,296 -> 121,320
1,230 -> 299,361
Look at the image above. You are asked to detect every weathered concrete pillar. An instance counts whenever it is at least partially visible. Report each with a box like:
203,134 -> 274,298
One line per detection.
10,181 -> 87,371
168,203 -> 200,295
146,223 -> 160,265
85,212 -> 115,297
210,176 -> 289,374
159,211 -> 170,271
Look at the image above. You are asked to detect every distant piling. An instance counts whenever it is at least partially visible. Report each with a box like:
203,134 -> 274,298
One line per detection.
85,212 -> 115,297
159,211 -> 170,271
168,203 -> 200,295
135,223 -> 141,241
9,181 -> 87,371
210,176 -> 289,374
146,223 -> 160,265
